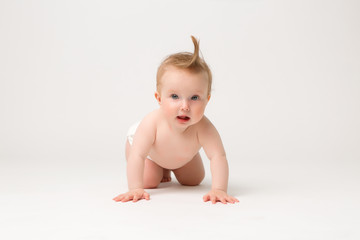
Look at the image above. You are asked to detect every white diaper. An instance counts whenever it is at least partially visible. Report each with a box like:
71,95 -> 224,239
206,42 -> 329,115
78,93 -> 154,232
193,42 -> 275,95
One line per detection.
126,121 -> 141,146
126,121 -> 153,160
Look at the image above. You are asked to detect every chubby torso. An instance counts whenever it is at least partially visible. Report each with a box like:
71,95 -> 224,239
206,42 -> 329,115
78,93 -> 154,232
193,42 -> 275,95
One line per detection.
147,113 -> 203,170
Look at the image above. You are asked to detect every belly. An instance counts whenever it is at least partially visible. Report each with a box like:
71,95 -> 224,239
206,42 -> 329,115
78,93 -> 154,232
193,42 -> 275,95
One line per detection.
148,147 -> 201,170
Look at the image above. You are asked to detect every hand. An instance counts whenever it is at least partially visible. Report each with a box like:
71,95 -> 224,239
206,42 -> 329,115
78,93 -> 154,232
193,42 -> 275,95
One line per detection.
113,189 -> 150,203
203,189 -> 239,204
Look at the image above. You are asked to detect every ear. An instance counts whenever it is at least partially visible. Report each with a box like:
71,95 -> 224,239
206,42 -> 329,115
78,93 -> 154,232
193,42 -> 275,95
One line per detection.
207,95 -> 211,102
155,91 -> 161,105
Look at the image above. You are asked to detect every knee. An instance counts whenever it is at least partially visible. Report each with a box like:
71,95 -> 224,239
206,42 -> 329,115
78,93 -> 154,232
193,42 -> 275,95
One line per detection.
178,172 -> 205,186
143,177 -> 160,189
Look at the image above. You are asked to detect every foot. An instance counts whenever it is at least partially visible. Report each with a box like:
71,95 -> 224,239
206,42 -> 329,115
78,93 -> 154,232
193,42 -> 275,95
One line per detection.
161,169 -> 172,182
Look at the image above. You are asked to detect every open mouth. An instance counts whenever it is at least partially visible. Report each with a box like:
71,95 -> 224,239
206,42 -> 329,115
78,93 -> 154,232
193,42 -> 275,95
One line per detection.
177,116 -> 190,122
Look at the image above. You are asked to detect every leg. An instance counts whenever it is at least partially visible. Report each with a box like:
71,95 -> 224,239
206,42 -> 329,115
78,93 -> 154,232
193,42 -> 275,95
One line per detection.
143,158 -> 164,189
172,153 -> 205,186
161,169 -> 172,182
125,140 -> 163,189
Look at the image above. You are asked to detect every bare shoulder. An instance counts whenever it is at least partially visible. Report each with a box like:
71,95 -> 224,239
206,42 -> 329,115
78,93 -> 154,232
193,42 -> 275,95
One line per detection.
130,110 -> 161,157
197,116 -> 226,157
197,115 -> 217,133
135,109 -> 161,138
140,109 -> 161,126
196,115 -> 220,142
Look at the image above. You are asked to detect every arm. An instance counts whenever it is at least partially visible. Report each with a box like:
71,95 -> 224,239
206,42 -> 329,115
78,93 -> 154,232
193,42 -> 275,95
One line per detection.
198,117 -> 239,204
113,116 -> 156,202
127,119 -> 156,190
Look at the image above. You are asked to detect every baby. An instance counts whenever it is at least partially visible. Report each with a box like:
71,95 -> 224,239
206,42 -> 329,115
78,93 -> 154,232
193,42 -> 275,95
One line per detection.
113,36 -> 239,204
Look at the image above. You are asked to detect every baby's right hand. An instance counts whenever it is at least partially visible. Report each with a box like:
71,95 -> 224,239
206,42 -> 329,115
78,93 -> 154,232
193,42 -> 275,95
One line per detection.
113,189 -> 150,203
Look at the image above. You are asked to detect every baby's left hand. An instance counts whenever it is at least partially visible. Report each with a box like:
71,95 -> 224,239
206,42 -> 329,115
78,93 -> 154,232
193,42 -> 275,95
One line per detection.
203,189 -> 239,204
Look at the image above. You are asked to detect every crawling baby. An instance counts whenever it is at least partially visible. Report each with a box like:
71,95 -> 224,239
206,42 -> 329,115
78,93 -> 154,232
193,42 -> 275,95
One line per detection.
113,36 -> 239,204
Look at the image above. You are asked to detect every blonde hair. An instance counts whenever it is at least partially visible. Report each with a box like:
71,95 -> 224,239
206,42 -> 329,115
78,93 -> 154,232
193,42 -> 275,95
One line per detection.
156,36 -> 212,96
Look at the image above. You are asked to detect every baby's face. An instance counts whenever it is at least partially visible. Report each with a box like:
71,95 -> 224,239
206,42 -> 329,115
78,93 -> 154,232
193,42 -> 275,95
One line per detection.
156,67 -> 210,129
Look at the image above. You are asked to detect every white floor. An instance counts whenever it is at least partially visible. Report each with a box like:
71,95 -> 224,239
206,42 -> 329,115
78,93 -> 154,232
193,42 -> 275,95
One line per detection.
1,156 -> 359,240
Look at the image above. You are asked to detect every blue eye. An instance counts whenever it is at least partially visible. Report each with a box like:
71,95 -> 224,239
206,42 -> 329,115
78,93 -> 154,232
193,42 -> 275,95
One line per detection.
191,95 -> 199,101
171,94 -> 179,99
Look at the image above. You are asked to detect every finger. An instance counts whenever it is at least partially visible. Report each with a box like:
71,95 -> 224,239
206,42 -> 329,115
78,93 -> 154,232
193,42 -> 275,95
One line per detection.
112,194 -> 122,200
133,195 -> 139,202
113,195 -> 124,202
210,195 -> 217,204
121,195 -> 131,202
223,196 -> 233,203
203,195 -> 210,202
225,197 -> 234,204
143,192 -> 150,200
220,198 -> 227,204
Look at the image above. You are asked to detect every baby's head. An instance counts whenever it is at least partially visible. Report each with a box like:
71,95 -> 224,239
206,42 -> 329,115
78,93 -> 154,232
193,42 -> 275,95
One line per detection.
155,36 -> 212,127
156,36 -> 212,97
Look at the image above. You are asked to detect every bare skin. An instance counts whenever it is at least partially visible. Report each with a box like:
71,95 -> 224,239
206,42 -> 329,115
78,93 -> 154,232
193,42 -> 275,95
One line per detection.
113,67 -> 239,204
161,169 -> 172,183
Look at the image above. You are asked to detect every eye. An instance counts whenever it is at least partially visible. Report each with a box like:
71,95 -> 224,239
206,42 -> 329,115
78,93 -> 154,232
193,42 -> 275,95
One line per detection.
171,94 -> 179,99
191,95 -> 199,101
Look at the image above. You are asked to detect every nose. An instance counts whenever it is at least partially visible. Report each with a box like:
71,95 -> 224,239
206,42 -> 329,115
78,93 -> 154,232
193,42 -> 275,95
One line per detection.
180,99 -> 190,111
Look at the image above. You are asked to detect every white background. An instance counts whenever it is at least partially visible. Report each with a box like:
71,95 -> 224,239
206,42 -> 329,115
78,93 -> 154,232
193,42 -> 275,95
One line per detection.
1,0 -> 359,239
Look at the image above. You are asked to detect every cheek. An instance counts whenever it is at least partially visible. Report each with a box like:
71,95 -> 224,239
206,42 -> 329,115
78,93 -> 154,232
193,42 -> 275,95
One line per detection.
162,101 -> 179,114
192,102 -> 207,115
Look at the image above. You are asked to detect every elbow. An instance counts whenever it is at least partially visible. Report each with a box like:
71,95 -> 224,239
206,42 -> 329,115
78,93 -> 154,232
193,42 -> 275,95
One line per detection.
128,151 -> 147,163
209,152 -> 227,162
